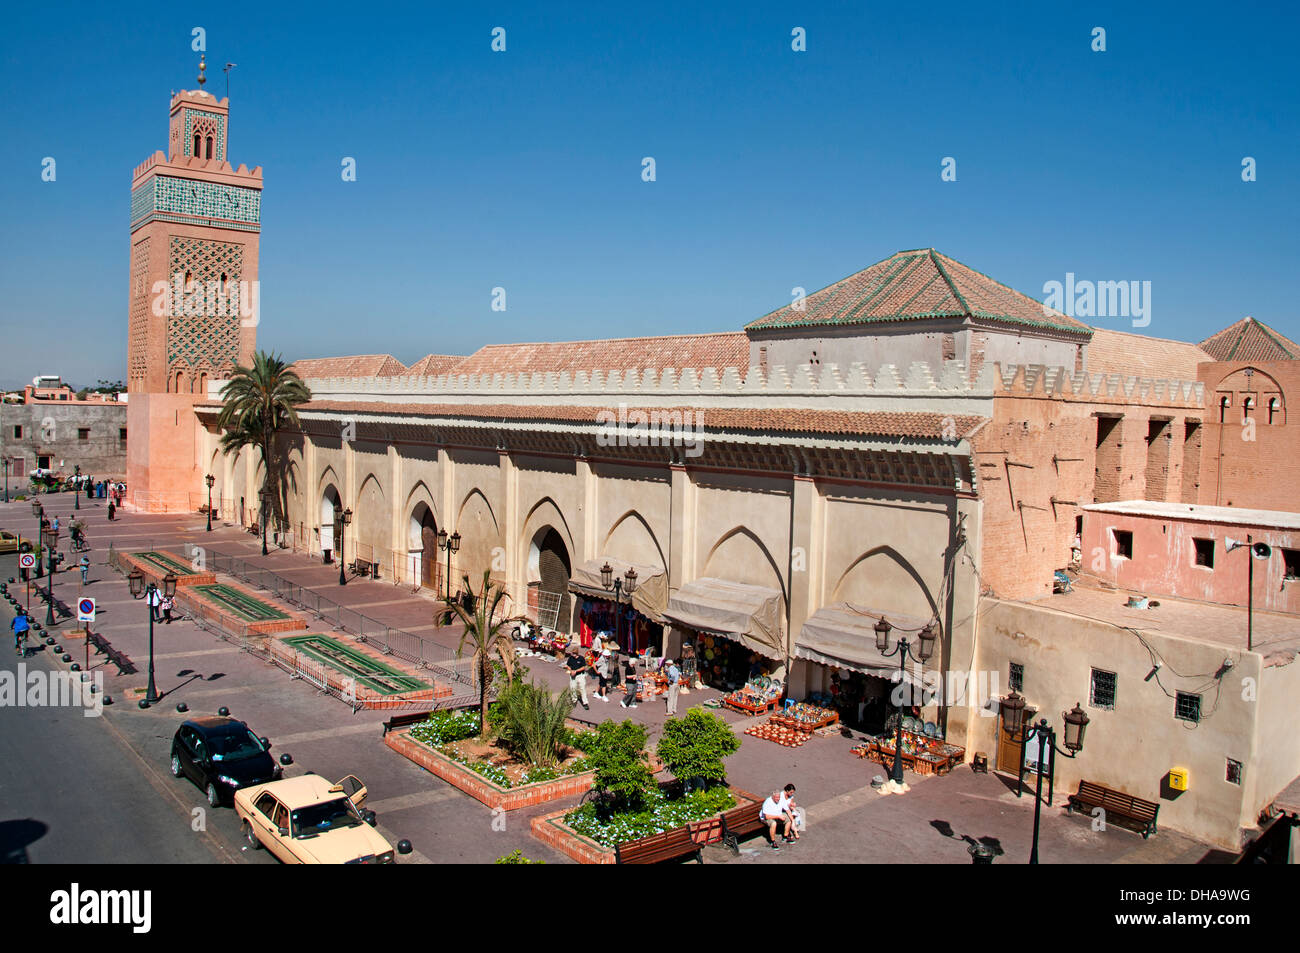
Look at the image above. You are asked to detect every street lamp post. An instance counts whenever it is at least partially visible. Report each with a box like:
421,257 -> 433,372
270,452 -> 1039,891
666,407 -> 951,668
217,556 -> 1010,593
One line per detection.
31,500 -> 44,581
599,562 -> 638,652
74,465 -> 81,510
205,474 -> 215,532
3,455 -> 9,503
129,569 -> 177,705
1000,691 -> 1090,864
436,528 -> 461,614
337,507 -> 353,585
874,617 -> 938,791
41,526 -> 59,627
259,488 -> 270,556
1226,535 -> 1271,652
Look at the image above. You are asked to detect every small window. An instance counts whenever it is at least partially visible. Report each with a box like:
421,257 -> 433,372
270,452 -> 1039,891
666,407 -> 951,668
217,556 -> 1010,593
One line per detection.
1193,538 -> 1215,569
37,455 -> 50,469
1113,529 -> 1133,560
1242,396 -> 1255,421
1175,692 -> 1201,723
205,135 -> 214,159
77,428 -> 90,441
12,425 -> 20,439
1090,668 -> 1117,710
194,133 -> 201,156
119,428 -> 128,442
1226,758 -> 1243,785
1009,662 -> 1024,693
1284,549 -> 1300,580
1268,397 -> 1281,425
1218,394 -> 1230,423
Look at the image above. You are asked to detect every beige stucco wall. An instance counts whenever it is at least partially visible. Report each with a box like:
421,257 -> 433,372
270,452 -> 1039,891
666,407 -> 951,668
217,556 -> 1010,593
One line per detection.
975,597 -> 1268,850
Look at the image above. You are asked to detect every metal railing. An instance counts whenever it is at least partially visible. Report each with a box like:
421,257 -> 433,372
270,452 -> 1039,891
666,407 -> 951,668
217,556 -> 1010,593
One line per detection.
205,549 -> 476,690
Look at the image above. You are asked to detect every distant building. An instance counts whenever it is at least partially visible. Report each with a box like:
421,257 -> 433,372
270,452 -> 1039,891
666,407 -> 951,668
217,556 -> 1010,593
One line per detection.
1,376 -> 128,480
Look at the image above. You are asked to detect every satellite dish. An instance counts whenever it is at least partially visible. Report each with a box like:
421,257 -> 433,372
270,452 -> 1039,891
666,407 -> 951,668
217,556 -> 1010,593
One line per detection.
1252,542 -> 1272,560
1225,536 -> 1242,550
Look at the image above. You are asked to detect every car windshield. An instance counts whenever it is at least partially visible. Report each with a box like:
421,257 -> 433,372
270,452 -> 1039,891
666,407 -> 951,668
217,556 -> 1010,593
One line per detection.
291,798 -> 363,838
207,729 -> 265,762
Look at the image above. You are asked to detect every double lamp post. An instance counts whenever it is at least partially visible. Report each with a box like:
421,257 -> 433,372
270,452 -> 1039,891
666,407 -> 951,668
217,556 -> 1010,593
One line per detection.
599,562 -> 638,651
128,569 -> 177,706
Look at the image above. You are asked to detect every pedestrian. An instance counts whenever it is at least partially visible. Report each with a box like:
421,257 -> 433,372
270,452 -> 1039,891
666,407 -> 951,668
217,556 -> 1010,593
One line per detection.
147,585 -> 162,622
161,594 -> 174,624
12,612 -> 30,657
565,651 -> 590,710
759,784 -> 798,850
664,657 -> 681,715
79,555 -> 90,585
594,648 -> 611,702
51,515 -> 60,533
620,655 -> 639,708
107,501 -> 116,521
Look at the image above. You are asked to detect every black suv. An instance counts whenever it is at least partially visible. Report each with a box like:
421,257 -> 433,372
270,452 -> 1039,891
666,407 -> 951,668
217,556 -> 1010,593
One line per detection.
170,716 -> 279,807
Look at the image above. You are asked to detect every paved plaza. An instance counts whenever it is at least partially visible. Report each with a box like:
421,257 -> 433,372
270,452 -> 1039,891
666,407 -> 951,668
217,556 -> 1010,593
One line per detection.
0,492 -> 1216,864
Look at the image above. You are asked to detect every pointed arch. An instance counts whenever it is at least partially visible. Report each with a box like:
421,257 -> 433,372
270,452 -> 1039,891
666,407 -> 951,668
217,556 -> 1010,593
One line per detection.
603,509 -> 667,570
701,525 -> 787,604
830,545 -> 939,620
521,496 -> 576,560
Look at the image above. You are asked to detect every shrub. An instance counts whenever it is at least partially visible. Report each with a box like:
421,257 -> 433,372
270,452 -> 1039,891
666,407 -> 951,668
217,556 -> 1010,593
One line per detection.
495,849 -> 545,864
586,719 -> 655,812
492,677 -> 575,769
565,785 -> 736,847
656,708 -> 740,787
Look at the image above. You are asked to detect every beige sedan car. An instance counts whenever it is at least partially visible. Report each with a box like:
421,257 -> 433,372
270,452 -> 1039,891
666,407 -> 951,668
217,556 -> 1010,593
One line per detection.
234,774 -> 410,864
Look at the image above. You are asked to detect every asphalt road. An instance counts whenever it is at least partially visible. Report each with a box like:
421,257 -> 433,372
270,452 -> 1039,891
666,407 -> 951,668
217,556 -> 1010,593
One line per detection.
0,551 -> 270,864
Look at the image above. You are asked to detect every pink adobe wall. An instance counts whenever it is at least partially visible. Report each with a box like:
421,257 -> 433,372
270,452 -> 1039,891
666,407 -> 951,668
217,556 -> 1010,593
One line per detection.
1080,510 -> 1300,613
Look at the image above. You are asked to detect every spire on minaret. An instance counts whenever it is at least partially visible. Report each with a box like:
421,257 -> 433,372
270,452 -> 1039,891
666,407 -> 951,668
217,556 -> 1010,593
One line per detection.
197,54 -> 207,87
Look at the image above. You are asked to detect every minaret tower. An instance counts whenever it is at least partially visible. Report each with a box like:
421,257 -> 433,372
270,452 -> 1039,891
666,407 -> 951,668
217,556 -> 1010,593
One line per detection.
126,56 -> 262,511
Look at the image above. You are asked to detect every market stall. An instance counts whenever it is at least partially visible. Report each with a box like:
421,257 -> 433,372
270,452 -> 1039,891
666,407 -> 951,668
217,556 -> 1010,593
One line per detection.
853,728 -> 966,777
794,602 -> 934,732
567,557 -> 668,653
663,577 -> 785,691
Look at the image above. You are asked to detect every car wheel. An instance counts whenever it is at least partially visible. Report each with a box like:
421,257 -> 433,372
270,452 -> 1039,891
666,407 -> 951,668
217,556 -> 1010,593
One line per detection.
170,753 -> 182,778
242,819 -> 262,850
206,782 -> 221,808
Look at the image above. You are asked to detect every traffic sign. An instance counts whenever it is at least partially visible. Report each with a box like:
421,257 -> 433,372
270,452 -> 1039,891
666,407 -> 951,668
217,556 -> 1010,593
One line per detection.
77,597 -> 96,623
19,553 -> 36,569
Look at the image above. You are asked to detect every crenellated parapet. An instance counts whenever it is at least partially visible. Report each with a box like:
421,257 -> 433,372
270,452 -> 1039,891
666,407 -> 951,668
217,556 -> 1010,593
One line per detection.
297,358 -> 1205,414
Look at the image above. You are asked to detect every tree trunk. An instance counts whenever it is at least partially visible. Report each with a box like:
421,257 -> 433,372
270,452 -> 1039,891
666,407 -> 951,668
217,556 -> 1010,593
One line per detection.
479,653 -> 490,739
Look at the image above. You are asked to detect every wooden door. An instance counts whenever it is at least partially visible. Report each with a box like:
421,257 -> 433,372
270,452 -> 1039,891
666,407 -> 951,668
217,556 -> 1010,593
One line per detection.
996,712 -> 1024,774
421,526 -> 437,588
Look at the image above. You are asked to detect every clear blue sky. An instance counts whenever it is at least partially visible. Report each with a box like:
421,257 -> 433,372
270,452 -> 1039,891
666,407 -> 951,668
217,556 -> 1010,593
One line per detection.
1,1 -> 1296,387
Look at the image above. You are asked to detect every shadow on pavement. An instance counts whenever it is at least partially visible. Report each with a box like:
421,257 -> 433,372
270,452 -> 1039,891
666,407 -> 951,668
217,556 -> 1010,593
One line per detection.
0,818 -> 49,864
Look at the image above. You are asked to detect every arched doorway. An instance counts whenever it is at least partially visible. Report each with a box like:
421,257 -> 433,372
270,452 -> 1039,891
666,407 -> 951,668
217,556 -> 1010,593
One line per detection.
408,502 -> 439,590
320,485 -> 341,563
528,527 -> 572,631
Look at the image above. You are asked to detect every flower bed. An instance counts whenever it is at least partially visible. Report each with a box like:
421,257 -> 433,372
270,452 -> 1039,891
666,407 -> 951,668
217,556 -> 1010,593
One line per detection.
386,710 -> 599,811
565,786 -> 736,848
530,785 -> 755,864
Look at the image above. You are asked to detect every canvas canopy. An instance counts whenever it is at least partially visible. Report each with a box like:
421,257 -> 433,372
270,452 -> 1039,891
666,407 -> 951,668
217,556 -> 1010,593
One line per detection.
663,577 -> 785,660
795,602 -> 931,686
568,557 -> 669,623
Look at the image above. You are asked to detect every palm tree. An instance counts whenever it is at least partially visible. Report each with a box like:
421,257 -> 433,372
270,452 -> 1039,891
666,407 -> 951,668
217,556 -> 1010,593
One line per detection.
216,352 -> 311,531
448,570 -> 519,739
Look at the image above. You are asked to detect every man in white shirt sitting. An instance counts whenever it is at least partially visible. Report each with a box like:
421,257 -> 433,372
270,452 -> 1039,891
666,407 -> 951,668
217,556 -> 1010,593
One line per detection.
759,783 -> 798,850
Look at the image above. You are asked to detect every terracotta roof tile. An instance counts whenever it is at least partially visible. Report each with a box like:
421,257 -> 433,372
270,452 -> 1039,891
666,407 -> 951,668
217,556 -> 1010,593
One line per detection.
298,400 -> 984,441
746,248 -> 1092,335
404,354 -> 467,377
290,354 -> 407,378
451,333 -> 749,376
1199,317 -> 1300,362
1087,329 -> 1211,379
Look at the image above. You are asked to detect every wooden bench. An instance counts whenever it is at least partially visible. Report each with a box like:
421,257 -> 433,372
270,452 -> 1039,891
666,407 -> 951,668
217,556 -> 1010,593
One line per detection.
615,825 -> 703,864
718,798 -> 767,854
350,559 -> 373,578
86,631 -> 135,675
1067,780 -> 1159,839
382,711 -> 432,736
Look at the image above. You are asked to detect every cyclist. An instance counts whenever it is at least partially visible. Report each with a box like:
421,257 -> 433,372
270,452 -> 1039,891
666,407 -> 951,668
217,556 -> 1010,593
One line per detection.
12,612 -> 31,657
